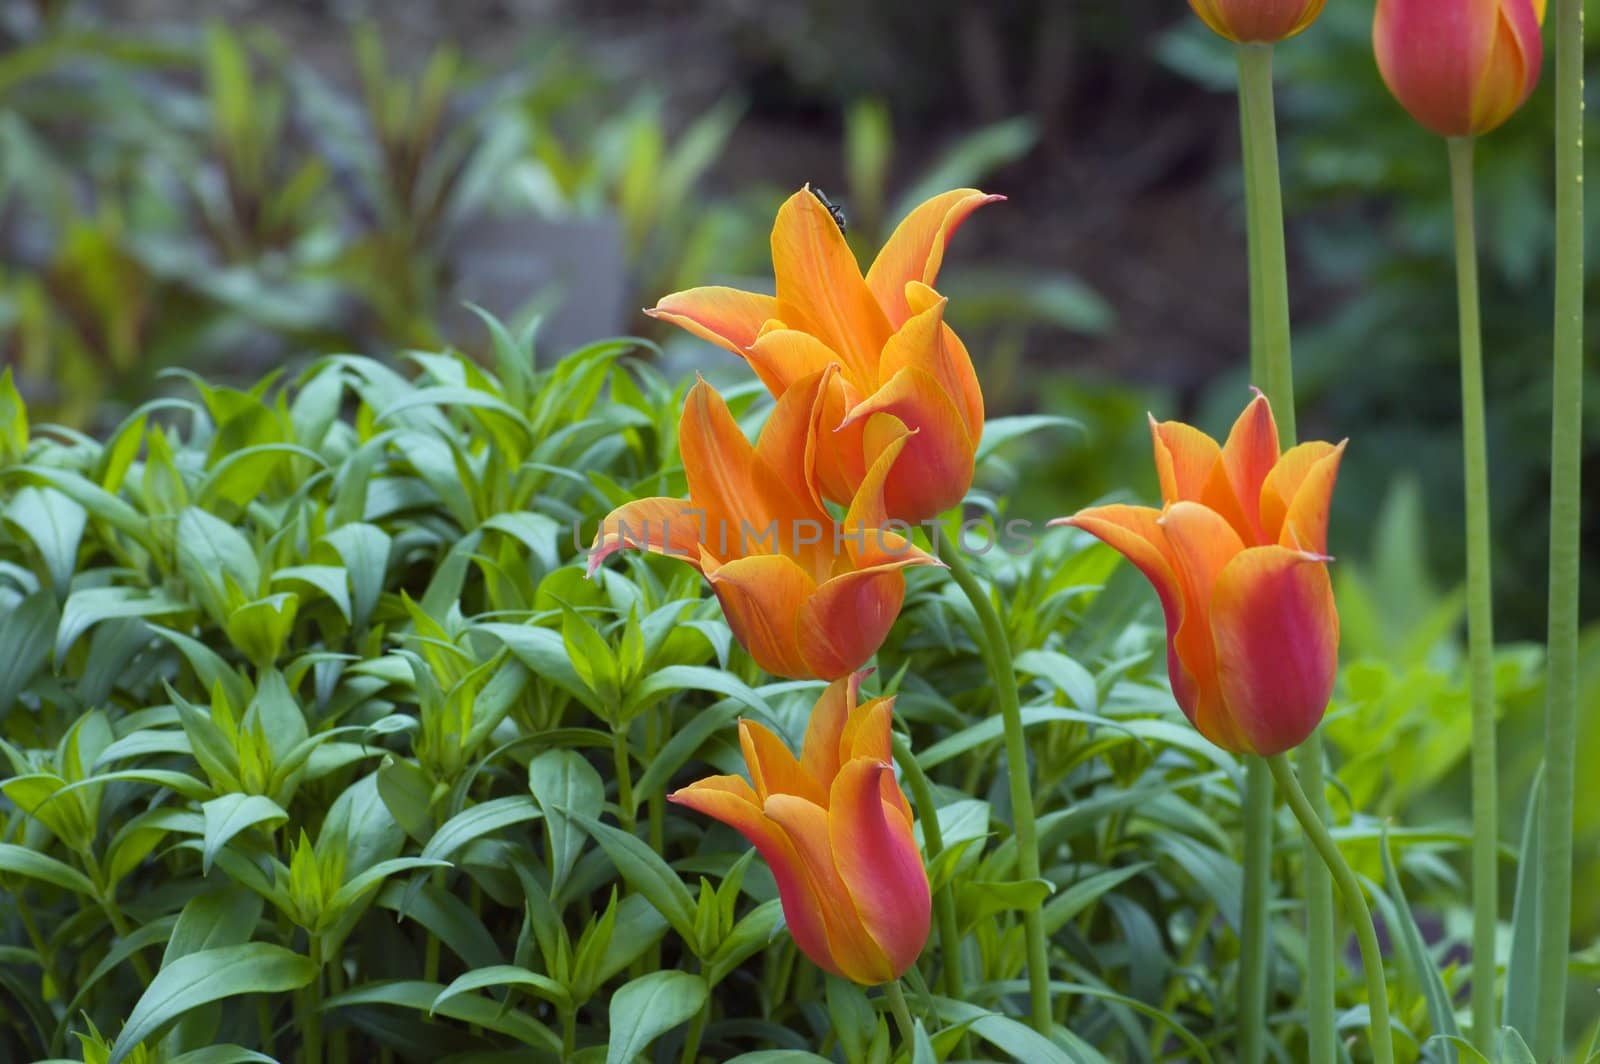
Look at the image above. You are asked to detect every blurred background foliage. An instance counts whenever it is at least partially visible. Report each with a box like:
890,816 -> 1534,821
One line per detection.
1,0 -> 1597,970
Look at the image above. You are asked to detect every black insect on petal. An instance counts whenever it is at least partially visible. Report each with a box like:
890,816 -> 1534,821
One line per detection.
811,187 -> 847,234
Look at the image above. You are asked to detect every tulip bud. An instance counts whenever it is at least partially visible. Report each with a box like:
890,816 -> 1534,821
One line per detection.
1187,0 -> 1327,43
1051,394 -> 1344,756
1374,0 -> 1546,137
670,674 -> 931,984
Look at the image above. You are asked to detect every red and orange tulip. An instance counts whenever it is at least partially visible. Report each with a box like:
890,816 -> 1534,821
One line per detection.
588,372 -> 938,681
1374,0 -> 1545,137
1188,0 -> 1326,43
1052,394 -> 1343,756
670,674 -> 931,984
648,187 -> 998,524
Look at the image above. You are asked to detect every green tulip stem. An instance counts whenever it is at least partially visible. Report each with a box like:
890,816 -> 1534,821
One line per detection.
1446,134 -> 1502,1049
1267,755 -> 1396,1064
1536,0 -> 1585,1051
892,731 -> 964,998
936,534 -> 1051,1032
1239,756 -> 1274,1062
884,979 -> 917,1050
1238,40 -> 1336,1061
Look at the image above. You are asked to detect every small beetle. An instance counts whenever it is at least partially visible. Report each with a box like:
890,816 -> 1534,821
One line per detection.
811,187 -> 847,234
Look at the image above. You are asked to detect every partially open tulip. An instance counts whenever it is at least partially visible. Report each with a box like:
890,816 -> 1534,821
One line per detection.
1051,394 -> 1344,756
1374,0 -> 1545,137
1188,0 -> 1326,43
588,373 -> 938,680
670,674 -> 931,984
648,187 -> 999,524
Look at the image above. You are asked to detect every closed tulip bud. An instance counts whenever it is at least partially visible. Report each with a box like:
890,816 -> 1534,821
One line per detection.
670,674 -> 931,984
589,373 -> 939,681
1188,0 -> 1327,43
648,187 -> 999,524
1374,0 -> 1546,137
1051,393 -> 1344,756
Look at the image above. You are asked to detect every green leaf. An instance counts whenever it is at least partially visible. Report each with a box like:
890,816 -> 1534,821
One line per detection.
1496,1028 -> 1538,1064
319,979 -> 561,1050
176,507 -> 262,622
604,970 -> 708,1064
4,486 -> 86,593
56,587 -> 190,663
431,964 -> 573,1014
1503,767 -> 1544,1035
272,565 -> 353,624
528,749 -> 604,894
110,943 -> 316,1063
0,589 -> 56,712
420,796 -> 543,866
0,842 -> 96,895
976,415 -> 1082,466
623,665 -> 775,723
329,857 -> 451,914
201,794 -> 288,875
320,522 -> 392,628
570,811 -> 699,949
0,365 -> 27,462
1379,828 -> 1459,1052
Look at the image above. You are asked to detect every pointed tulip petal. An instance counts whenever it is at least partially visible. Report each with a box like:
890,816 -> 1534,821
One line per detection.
706,554 -> 817,680
763,793 -> 893,985
1268,440 -> 1346,554
680,379 -> 801,556
828,760 -> 930,980
771,189 -> 890,386
797,562 -> 925,681
753,366 -> 836,517
1258,441 -> 1342,548
1374,0 -> 1500,136
744,326 -> 848,396
669,778 -> 839,975
1150,416 -> 1223,507
1158,501 -> 1249,741
865,189 -> 1002,327
588,498 -> 707,575
739,719 -> 827,806
800,676 -> 856,790
1219,393 -> 1280,539
878,283 -> 984,442
842,367 -> 976,523
650,287 -> 781,355
1209,546 -> 1339,756
1049,505 -> 1183,638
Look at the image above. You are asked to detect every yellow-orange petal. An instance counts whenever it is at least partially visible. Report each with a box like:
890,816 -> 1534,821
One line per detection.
800,675 -> 858,788
771,189 -> 891,386
1189,0 -> 1327,42
1272,440 -> 1346,554
763,792 -> 894,984
878,282 -> 984,443
797,562 -> 920,681
739,718 -> 827,806
1049,504 -> 1182,641
1258,441 -> 1339,548
836,695 -> 913,824
753,366 -> 837,518
865,189 -> 1002,328
650,287 -> 781,356
588,497 -> 707,576
680,378 -> 801,557
842,367 -> 976,524
744,327 -> 847,397
1209,546 -> 1339,756
1219,393 -> 1280,541
828,759 -> 930,980
706,554 -> 817,680
1158,501 -> 1248,740
668,777 -> 839,975
1150,416 -> 1222,507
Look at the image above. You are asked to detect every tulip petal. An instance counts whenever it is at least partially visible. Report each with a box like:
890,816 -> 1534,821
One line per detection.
865,189 -> 1002,328
800,675 -> 857,788
650,287 -> 781,356
838,696 -> 912,823
744,326 -> 848,396
1265,440 -> 1346,553
842,366 -> 976,523
669,777 -> 839,976
772,189 -> 891,387
1209,546 -> 1339,756
796,563 -> 920,681
763,793 -> 893,984
1158,501 -> 1249,746
828,759 -> 931,980
878,282 -> 985,442
753,366 -> 836,517
681,379 -> 807,559
1374,0 -> 1500,137
1049,504 -> 1182,641
1190,0 -> 1327,42
1219,393 -> 1280,540
739,719 -> 828,806
1258,441 -> 1339,548
1471,0 -> 1544,133
588,498 -> 708,576
706,554 -> 817,680
1149,416 -> 1221,506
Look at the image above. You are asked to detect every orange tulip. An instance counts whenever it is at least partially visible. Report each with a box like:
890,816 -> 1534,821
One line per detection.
1374,0 -> 1545,137
1051,394 -> 1343,756
670,673 -> 930,984
588,372 -> 938,681
648,187 -> 999,524
1188,0 -> 1326,43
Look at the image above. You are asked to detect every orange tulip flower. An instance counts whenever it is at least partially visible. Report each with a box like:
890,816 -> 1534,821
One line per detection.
1051,394 -> 1344,756
670,673 -> 930,984
1374,0 -> 1545,137
648,186 -> 999,524
1188,0 -> 1326,43
588,371 -> 938,681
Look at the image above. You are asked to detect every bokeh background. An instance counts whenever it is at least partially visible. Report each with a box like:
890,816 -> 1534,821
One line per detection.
3,0 -> 1599,941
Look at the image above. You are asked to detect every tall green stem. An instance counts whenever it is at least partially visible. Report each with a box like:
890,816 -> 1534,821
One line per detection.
1446,135 -> 1501,1049
1238,758 -> 1273,1062
883,980 -> 917,1051
1238,41 -> 1335,1060
302,934 -> 324,1064
1535,0 -> 1584,1052
1266,756 -> 1395,1064
936,535 -> 1050,1031
892,732 -> 964,998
